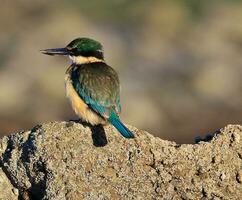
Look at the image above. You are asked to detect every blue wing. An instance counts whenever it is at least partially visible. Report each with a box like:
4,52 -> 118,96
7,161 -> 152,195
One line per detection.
71,63 -> 121,119
70,63 -> 134,138
75,82 -> 112,117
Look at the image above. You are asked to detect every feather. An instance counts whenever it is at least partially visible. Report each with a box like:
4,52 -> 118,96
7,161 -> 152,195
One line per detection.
108,111 -> 134,138
70,62 -> 134,138
71,62 -> 120,118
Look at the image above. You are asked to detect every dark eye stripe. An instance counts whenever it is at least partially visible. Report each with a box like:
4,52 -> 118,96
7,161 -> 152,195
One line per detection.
69,49 -> 104,59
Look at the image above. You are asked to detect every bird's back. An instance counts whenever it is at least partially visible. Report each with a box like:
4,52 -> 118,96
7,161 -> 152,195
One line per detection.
71,62 -> 121,116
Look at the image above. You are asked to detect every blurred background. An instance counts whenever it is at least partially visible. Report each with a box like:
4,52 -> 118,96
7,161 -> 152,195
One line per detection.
0,0 -> 242,143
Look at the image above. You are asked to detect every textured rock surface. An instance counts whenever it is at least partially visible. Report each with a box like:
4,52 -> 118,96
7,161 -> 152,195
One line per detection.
0,168 -> 18,200
0,122 -> 242,200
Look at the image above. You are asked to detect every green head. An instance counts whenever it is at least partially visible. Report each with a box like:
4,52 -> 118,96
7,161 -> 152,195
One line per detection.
66,38 -> 103,56
41,37 -> 104,63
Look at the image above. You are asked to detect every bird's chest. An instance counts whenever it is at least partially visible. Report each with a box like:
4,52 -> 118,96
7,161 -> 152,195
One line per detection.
64,73 -> 106,125
65,74 -> 87,114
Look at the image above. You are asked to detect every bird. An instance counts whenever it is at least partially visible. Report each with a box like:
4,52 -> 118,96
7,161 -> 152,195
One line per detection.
40,37 -> 134,138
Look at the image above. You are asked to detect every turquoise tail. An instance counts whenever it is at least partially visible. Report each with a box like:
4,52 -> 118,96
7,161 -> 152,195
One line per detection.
108,112 -> 134,138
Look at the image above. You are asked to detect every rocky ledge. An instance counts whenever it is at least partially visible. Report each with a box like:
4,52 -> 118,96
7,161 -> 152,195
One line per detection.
0,122 -> 241,200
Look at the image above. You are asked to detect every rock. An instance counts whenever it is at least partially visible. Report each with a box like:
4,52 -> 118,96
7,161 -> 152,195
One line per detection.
0,168 -> 18,200
0,122 -> 242,200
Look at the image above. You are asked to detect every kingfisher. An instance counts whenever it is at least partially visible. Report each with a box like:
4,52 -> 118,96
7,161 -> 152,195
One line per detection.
40,37 -> 134,138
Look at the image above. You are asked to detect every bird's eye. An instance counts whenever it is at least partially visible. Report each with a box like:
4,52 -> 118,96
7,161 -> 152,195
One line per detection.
68,47 -> 78,56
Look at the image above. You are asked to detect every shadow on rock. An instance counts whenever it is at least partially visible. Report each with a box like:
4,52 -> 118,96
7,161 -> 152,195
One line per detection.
91,125 -> 108,147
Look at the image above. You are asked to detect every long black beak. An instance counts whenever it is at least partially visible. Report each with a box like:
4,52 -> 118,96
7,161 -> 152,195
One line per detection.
40,48 -> 69,56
